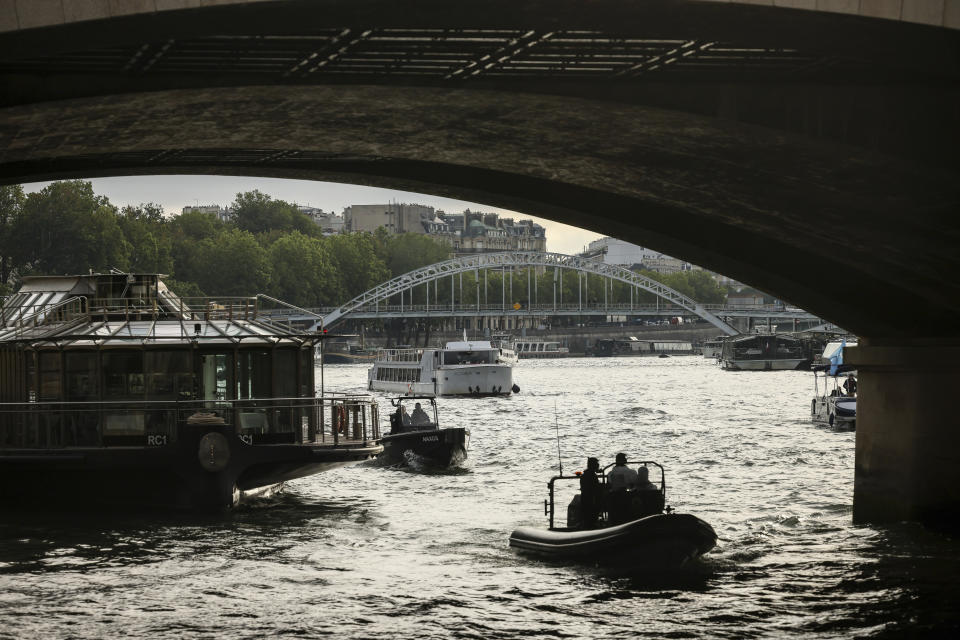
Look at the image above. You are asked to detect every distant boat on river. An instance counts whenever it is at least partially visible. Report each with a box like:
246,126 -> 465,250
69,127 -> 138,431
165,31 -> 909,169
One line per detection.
719,332 -> 808,371
368,336 -> 515,397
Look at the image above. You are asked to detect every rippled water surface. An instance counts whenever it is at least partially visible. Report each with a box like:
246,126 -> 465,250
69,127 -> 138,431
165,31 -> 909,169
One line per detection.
2,358 -> 959,638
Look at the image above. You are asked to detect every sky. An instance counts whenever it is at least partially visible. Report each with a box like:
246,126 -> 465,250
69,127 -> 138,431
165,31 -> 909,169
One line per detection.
21,175 -> 604,256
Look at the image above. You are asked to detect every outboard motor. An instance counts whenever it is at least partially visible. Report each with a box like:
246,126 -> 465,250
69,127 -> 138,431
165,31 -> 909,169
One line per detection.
511,383 -> 521,394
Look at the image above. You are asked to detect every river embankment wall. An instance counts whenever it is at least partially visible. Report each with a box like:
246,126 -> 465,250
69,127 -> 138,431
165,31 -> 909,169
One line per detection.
357,323 -> 724,355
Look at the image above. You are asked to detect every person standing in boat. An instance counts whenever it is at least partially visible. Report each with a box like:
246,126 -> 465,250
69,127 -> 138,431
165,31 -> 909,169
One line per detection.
411,402 -> 430,426
579,457 -> 603,529
843,374 -> 857,397
607,453 -> 639,524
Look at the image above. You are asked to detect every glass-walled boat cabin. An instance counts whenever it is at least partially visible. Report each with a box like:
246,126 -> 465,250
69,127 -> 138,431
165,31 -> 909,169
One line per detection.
0,273 -> 377,449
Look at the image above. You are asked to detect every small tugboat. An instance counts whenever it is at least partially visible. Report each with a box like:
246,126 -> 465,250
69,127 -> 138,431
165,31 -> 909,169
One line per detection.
0,272 -> 382,510
379,396 -> 468,467
509,459 -> 717,569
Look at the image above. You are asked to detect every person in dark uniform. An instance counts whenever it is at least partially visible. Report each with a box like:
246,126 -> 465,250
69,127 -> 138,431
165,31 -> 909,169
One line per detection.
579,457 -> 602,529
843,374 -> 857,397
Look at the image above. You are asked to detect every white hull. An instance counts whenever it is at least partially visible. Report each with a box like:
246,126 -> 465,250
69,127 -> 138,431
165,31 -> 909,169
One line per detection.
368,379 -> 437,395
811,396 -> 856,428
721,358 -> 805,371
436,365 -> 512,396
368,340 -> 515,397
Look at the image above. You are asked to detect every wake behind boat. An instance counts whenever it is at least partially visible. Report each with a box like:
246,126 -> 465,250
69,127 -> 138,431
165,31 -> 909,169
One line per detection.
509,458 -> 717,570
379,396 -> 468,467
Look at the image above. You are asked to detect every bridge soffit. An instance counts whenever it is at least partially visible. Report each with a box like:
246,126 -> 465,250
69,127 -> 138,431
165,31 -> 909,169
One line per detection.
1,0 -> 957,33
322,252 -> 738,335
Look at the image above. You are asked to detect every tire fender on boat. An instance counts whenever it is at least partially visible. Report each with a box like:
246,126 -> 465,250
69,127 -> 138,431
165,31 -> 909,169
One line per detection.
198,432 -> 230,472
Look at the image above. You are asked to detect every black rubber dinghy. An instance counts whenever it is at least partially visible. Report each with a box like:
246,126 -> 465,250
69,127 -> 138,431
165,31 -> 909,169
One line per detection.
510,513 -> 717,568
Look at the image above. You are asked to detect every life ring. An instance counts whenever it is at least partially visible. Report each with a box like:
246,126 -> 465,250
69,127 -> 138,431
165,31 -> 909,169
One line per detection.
334,405 -> 347,434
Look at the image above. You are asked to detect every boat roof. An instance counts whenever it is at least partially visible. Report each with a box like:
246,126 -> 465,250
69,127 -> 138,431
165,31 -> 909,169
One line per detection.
0,272 -> 318,347
444,340 -> 495,350
821,340 -> 857,360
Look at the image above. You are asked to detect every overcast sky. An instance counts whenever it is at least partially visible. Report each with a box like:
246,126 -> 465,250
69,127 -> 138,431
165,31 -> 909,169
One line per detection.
21,175 -> 604,256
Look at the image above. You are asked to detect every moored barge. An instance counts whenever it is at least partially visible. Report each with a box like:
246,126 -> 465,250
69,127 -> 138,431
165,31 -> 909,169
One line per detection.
0,272 -> 382,510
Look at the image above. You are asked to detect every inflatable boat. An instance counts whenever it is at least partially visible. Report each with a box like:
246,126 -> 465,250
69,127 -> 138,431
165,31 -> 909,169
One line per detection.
509,460 -> 717,568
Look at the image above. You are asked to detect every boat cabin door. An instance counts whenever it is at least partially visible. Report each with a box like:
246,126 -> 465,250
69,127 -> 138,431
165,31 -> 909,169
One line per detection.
199,352 -> 233,406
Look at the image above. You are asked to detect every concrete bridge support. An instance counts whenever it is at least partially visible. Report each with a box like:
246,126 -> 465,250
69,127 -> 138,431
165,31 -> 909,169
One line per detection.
847,344 -> 960,527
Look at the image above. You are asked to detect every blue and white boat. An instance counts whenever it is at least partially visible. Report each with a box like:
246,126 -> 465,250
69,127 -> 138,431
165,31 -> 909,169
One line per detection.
811,339 -> 857,429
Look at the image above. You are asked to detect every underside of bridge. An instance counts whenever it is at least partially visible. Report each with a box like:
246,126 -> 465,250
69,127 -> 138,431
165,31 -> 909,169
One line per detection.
0,0 -> 958,526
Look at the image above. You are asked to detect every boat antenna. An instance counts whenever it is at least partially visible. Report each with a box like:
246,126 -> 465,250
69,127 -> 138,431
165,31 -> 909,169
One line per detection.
554,398 -> 563,476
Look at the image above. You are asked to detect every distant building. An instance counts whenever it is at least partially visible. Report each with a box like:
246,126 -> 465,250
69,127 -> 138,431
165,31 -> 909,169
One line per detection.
582,237 -> 697,274
342,203 -> 546,253
182,204 -> 232,223
344,203 -> 436,234
727,292 -> 765,307
453,211 -> 546,253
297,205 -> 344,234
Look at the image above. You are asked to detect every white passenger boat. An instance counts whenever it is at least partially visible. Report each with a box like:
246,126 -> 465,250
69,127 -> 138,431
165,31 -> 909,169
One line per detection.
368,337 -> 515,397
700,338 -> 725,359
513,340 -> 570,359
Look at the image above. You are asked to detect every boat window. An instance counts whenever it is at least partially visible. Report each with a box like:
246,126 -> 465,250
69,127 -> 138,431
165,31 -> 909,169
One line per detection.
102,351 -> 145,400
65,351 -> 98,401
200,352 -> 233,402
145,350 -> 193,401
299,348 -> 313,397
238,350 -> 271,400
275,349 -> 297,399
39,351 -> 62,401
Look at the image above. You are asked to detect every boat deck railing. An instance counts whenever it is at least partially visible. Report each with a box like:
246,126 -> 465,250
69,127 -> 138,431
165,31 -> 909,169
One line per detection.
0,293 -> 325,338
0,394 -> 380,450
375,348 -> 424,363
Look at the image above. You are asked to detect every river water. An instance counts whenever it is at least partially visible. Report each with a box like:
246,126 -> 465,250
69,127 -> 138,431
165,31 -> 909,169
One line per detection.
2,358 -> 958,638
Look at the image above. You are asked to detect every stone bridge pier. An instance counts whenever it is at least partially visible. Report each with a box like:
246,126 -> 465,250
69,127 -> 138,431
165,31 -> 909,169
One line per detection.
847,344 -> 960,527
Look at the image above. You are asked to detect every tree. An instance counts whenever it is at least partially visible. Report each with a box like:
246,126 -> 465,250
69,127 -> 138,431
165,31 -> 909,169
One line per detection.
383,233 -> 451,277
11,181 -> 129,276
266,232 -> 338,306
193,228 -> 270,296
230,190 -> 319,236
326,232 -> 389,301
0,184 -> 24,287
118,203 -> 173,275
168,210 -> 227,285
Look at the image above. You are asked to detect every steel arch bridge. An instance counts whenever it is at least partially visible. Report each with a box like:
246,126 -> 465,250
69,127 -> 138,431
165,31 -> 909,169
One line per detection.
320,251 -> 738,335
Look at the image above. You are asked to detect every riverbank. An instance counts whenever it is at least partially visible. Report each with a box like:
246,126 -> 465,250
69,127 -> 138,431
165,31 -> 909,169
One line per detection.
348,323 -> 724,356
